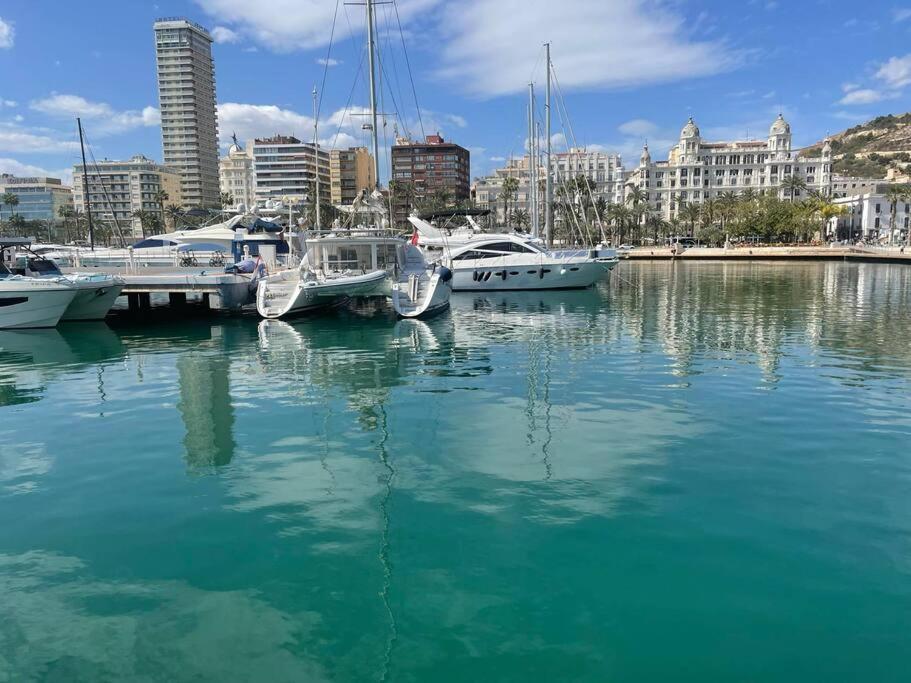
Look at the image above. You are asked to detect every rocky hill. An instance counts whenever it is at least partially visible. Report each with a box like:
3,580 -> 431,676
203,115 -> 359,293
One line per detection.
804,113 -> 911,179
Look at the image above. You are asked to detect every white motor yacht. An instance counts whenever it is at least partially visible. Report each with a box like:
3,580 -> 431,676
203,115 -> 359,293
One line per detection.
0,239 -> 77,329
408,216 -> 617,291
11,242 -> 124,321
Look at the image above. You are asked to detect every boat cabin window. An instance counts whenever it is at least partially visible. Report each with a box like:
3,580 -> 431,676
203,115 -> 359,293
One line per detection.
324,244 -> 374,272
376,243 -> 400,269
475,241 -> 540,254
453,249 -> 500,261
26,259 -> 62,275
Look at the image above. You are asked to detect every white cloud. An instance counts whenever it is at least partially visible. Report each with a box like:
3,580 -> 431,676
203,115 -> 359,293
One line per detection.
194,0 -> 437,51
316,57 -> 341,67
0,158 -> 74,184
893,8 -> 911,22
489,155 -> 505,162
0,124 -> 80,154
211,26 -> 240,43
838,88 -> 892,105
435,0 -> 741,97
29,94 -> 160,135
618,119 -> 658,137
876,54 -> 911,89
0,17 -> 14,49
0,99 -> 16,108
217,102 -> 314,146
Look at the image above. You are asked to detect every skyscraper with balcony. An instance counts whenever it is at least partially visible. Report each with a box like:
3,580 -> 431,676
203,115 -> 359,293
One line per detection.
153,17 -> 220,209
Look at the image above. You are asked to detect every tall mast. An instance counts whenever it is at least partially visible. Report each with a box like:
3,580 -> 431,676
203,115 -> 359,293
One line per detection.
312,85 -> 321,229
544,42 -> 553,247
366,0 -> 381,190
77,117 -> 95,250
528,83 -> 538,238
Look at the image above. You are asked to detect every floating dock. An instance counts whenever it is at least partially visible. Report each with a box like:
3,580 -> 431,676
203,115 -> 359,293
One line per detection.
64,266 -> 257,311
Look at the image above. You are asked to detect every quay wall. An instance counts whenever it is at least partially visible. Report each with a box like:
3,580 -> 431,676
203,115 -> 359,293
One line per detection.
623,247 -> 911,265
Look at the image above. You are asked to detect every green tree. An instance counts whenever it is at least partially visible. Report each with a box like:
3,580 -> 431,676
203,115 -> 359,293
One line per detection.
679,202 -> 702,237
154,189 -> 170,220
501,177 -> 519,224
885,184 -> 911,245
165,204 -> 183,231
779,175 -> 808,203
220,191 -> 234,209
2,192 -> 19,223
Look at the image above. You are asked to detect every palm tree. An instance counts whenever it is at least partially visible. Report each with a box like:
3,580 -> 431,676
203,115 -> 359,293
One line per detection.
511,209 -> 530,229
501,176 -> 519,224
740,188 -> 758,203
165,204 -> 183,231
644,212 -> 667,246
885,184 -> 911,245
2,192 -> 19,223
57,205 -> 75,243
607,203 -> 630,245
154,189 -> 170,221
779,175 -> 808,203
625,186 -> 647,244
132,209 -> 151,238
220,191 -> 234,209
679,202 -> 702,237
717,191 -> 738,238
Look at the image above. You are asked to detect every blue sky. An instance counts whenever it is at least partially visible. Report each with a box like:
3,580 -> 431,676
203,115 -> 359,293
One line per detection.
1,0 -> 911,186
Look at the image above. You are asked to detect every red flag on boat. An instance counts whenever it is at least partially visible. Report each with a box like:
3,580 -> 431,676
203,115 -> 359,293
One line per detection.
410,229 -> 419,246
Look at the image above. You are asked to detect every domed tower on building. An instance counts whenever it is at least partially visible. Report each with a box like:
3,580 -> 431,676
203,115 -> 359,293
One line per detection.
822,136 -> 833,160
767,113 -> 792,159
678,117 -> 701,163
639,142 -> 651,168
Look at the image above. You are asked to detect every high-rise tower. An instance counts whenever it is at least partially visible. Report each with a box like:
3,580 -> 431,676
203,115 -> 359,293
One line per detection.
153,18 -> 220,209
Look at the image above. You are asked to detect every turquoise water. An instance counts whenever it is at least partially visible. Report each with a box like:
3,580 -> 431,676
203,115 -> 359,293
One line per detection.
1,261 -> 911,682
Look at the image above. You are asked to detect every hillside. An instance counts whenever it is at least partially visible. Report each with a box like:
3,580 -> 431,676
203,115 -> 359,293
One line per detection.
804,113 -> 911,179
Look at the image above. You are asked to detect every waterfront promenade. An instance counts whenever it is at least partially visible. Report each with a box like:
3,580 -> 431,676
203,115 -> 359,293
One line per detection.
625,245 -> 911,264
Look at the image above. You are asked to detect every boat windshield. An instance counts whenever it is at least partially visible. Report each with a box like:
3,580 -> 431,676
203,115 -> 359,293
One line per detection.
27,258 -> 63,275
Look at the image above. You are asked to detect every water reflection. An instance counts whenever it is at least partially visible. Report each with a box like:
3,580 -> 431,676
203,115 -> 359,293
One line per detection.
177,354 -> 235,471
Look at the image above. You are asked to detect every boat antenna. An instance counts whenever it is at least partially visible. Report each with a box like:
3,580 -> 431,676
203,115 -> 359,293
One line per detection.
544,42 -> 553,247
313,85 -> 321,230
77,117 -> 95,250
366,0 -> 381,191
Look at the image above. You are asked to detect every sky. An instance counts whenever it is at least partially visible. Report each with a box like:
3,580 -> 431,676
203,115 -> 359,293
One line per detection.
2,0 -> 911,187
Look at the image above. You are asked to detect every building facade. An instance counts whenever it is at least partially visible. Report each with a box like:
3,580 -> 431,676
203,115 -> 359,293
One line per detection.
831,176 -> 886,199
329,147 -> 375,205
830,191 -> 910,242
473,149 -> 627,226
391,134 -> 470,228
72,155 -> 182,237
627,115 -> 833,220
154,17 -> 221,209
252,135 -> 330,206
0,175 -> 73,221
219,141 -> 255,209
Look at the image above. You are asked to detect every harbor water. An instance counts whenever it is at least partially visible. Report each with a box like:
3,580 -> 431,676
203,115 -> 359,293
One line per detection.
1,261 -> 910,681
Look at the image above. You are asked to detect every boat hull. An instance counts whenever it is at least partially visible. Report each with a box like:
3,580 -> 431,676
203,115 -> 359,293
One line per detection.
392,269 -> 452,319
0,286 -> 77,329
61,277 -> 124,321
450,259 -> 615,291
257,269 -> 387,319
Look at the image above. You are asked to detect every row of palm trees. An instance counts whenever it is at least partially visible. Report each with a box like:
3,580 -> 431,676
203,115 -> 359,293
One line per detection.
496,173 -> 861,246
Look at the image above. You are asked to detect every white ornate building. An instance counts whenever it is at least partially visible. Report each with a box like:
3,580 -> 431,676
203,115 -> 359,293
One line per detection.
626,114 -> 833,220
219,140 -> 255,209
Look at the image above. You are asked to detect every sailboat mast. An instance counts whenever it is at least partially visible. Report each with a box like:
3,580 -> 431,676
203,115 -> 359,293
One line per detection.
313,86 -> 321,229
544,42 -> 553,247
366,0 -> 381,190
528,83 -> 538,238
77,117 -> 95,250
